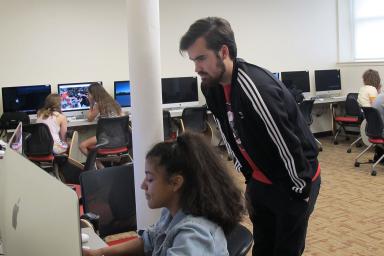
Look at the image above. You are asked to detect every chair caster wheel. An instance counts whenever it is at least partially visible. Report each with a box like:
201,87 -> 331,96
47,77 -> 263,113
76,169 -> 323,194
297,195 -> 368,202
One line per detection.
354,162 -> 360,167
334,141 -> 338,145
371,170 -> 377,176
319,147 -> 323,152
347,149 -> 351,153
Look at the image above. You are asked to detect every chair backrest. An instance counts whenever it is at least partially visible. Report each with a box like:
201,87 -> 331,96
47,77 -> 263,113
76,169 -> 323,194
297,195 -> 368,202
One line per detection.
23,123 -> 54,156
80,164 -> 137,237
96,115 -> 131,149
345,93 -> 363,119
299,99 -> 315,126
226,223 -> 253,256
0,112 -> 30,130
181,106 -> 208,133
362,107 -> 384,138
163,110 -> 173,140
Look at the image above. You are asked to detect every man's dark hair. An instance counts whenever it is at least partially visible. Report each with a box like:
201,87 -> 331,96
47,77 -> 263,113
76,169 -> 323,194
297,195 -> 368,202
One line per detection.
179,17 -> 237,60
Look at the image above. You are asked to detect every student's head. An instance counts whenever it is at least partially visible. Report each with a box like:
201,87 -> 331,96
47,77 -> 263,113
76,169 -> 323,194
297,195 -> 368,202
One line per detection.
88,82 -> 121,116
142,132 -> 245,233
363,69 -> 381,90
179,17 -> 237,87
37,93 -> 62,119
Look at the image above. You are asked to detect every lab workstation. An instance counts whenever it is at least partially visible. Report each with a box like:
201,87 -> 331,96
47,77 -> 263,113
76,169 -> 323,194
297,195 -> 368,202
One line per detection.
1,1 -> 384,256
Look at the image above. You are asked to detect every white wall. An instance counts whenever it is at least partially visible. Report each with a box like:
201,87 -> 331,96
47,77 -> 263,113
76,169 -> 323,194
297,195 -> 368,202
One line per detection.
2,0 -> 382,132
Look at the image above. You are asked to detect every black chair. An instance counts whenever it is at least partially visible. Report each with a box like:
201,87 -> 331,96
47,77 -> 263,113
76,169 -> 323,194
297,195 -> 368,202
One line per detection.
163,110 -> 176,141
84,115 -> 132,170
333,93 -> 363,152
0,112 -> 30,139
355,107 -> 384,176
178,106 -> 213,140
23,123 -> 67,179
80,164 -> 137,238
299,99 -> 323,151
226,223 -> 253,256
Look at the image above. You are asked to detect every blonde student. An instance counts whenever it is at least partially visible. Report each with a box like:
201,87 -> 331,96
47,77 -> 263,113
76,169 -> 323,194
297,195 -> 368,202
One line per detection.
36,93 -> 68,154
83,132 -> 245,256
358,69 -> 381,107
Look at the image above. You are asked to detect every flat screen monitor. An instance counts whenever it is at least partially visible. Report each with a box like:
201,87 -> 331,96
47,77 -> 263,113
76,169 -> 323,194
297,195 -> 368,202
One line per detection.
1,84 -> 51,115
281,71 -> 310,98
114,80 -> 131,108
315,69 -> 341,96
57,81 -> 101,112
272,72 -> 280,80
161,76 -> 199,109
0,144 -> 82,256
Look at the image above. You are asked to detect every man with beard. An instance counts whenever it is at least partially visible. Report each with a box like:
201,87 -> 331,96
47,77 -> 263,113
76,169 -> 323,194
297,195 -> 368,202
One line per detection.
179,17 -> 321,256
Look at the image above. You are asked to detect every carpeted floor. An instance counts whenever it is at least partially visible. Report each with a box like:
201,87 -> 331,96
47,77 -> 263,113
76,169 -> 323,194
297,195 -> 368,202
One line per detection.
231,137 -> 384,256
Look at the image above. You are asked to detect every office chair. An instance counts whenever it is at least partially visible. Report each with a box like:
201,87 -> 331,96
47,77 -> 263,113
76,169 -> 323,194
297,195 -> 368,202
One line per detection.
163,110 -> 177,141
333,93 -> 363,152
178,106 -> 213,140
23,123 -> 67,179
84,115 -> 132,170
0,112 -> 30,139
226,223 -> 253,256
80,164 -> 137,238
299,99 -> 323,151
354,107 -> 384,176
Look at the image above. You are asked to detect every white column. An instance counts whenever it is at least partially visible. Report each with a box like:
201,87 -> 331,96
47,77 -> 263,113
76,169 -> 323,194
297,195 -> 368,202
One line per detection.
126,0 -> 163,229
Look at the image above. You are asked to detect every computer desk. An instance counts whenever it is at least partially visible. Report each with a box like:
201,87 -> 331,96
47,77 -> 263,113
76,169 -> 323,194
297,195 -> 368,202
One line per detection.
313,96 -> 346,135
81,227 -> 107,250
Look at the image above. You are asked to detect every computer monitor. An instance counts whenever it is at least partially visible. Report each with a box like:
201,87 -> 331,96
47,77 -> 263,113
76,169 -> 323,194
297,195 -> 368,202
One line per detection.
272,72 -> 280,80
281,71 -> 310,98
161,76 -> 199,109
57,82 -> 100,113
0,144 -> 82,256
114,80 -> 131,108
315,69 -> 342,97
1,84 -> 51,115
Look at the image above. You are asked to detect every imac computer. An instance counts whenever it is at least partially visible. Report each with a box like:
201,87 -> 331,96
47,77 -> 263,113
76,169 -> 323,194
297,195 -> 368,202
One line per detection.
161,76 -> 199,109
0,142 -> 82,255
315,69 -> 342,97
281,71 -> 311,99
1,84 -> 51,117
57,81 -> 101,118
114,80 -> 131,111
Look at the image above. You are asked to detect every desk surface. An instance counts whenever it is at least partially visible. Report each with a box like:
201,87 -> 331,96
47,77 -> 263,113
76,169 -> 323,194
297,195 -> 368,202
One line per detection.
82,227 -> 107,250
314,96 -> 346,104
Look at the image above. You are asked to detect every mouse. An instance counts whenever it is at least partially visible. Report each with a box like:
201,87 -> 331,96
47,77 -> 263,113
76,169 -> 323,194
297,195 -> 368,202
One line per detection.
81,233 -> 90,243
82,245 -> 91,250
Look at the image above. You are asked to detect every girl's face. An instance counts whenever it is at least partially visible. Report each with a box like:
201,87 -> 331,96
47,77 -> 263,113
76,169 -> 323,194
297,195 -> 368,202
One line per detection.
141,158 -> 182,213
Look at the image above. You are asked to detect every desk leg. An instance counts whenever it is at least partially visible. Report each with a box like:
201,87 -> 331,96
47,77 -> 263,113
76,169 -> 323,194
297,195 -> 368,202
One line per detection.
330,103 -> 337,136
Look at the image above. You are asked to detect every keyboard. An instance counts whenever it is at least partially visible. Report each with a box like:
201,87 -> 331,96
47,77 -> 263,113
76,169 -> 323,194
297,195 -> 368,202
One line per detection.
330,96 -> 346,100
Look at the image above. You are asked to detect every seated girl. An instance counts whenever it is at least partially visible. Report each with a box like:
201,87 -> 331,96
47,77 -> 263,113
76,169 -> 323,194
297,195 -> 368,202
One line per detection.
358,69 -> 381,107
79,82 -> 123,156
83,132 -> 245,256
36,93 -> 68,154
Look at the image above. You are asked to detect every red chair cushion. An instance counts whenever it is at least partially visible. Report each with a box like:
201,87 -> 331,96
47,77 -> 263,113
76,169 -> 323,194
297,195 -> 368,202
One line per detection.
28,155 -> 54,161
97,147 -> 128,155
368,138 -> 384,144
107,236 -> 137,246
335,116 -> 359,123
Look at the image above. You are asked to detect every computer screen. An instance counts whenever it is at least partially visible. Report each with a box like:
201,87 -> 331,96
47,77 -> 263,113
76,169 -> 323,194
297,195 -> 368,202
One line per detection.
57,82 -> 100,112
315,69 -> 341,96
161,76 -> 199,109
281,71 -> 310,94
114,80 -> 131,108
1,84 -> 51,115
0,144 -> 82,256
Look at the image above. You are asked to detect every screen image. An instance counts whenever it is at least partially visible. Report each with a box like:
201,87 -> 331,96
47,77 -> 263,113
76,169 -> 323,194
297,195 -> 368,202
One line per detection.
315,69 -> 341,92
57,82 -> 94,111
114,81 -> 131,108
2,84 -> 51,114
281,71 -> 310,93
161,77 -> 198,108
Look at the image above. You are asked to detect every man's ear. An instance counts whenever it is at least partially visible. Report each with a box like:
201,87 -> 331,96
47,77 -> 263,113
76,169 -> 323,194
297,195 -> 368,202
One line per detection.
220,45 -> 230,59
170,174 -> 184,192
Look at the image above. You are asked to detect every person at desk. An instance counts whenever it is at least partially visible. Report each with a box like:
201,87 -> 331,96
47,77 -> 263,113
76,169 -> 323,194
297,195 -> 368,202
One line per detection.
79,82 -> 122,156
36,93 -> 68,154
83,132 -> 245,256
357,69 -> 381,107
179,17 -> 321,256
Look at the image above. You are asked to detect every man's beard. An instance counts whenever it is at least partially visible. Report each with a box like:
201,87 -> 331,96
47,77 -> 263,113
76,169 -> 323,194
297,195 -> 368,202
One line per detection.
201,56 -> 226,88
